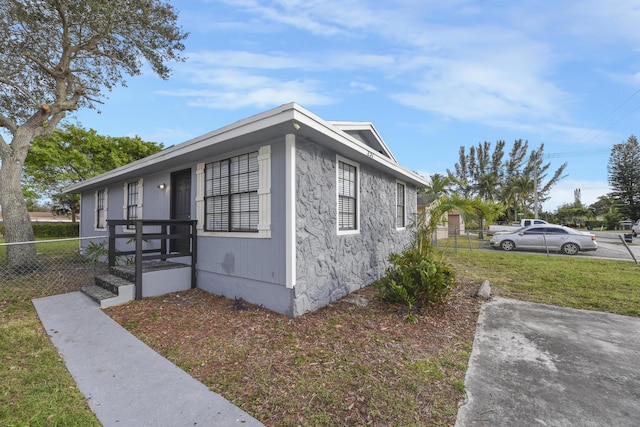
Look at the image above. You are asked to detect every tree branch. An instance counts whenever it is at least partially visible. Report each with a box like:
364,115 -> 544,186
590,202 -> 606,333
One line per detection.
0,112 -> 18,135
21,51 -> 57,77
0,77 -> 41,107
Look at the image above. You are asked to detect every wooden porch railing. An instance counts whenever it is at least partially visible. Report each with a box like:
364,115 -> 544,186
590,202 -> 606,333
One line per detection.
106,219 -> 198,300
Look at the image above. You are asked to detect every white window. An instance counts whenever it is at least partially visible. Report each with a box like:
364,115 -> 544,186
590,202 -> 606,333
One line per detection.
396,181 -> 406,229
205,151 -> 259,232
122,179 -> 143,231
196,146 -> 271,238
337,156 -> 359,235
95,188 -> 108,230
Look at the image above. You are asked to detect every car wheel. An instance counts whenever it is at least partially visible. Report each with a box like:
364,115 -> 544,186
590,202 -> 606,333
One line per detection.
500,240 -> 515,251
634,231 -> 638,237
561,242 -> 579,255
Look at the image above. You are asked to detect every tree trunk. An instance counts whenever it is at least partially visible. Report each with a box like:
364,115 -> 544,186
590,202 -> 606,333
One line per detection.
0,135 -> 38,272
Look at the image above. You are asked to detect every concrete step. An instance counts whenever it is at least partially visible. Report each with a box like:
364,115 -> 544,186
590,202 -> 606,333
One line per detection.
84,274 -> 135,308
81,284 -> 117,305
95,273 -> 134,295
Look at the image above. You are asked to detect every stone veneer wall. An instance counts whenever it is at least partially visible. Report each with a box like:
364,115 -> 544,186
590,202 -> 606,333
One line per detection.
293,138 -> 417,316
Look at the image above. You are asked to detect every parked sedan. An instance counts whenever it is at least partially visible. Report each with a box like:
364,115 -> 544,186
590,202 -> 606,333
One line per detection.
489,225 -> 598,255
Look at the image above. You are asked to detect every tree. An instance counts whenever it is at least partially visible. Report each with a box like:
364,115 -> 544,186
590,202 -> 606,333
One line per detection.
0,0 -> 187,270
608,135 -> 640,220
556,202 -> 593,227
23,124 -> 164,221
589,194 -> 616,216
448,140 -> 567,218
418,173 -> 502,242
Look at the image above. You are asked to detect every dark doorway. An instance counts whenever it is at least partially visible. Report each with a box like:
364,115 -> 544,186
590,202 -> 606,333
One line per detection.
170,169 -> 191,253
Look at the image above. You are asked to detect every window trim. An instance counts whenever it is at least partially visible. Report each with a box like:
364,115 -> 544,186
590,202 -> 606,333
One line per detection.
196,146 -> 271,239
336,155 -> 360,235
396,180 -> 406,230
94,187 -> 108,231
204,151 -> 259,233
122,179 -> 143,232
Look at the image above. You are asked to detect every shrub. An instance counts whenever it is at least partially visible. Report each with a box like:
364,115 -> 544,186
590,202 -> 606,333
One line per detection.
375,248 -> 456,323
0,223 -> 79,239
32,223 -> 79,238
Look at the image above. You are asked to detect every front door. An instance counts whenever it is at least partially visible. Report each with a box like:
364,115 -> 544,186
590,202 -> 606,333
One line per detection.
170,169 -> 191,253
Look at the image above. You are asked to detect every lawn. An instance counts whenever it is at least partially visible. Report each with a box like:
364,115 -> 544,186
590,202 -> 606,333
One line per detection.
2,244 -> 639,426
445,249 -> 640,317
0,238 -> 101,426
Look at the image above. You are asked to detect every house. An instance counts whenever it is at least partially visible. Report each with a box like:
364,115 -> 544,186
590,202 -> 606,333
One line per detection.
416,194 -> 465,239
65,103 -> 428,316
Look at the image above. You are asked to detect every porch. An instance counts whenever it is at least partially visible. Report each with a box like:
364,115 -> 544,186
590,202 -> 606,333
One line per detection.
82,219 -> 198,308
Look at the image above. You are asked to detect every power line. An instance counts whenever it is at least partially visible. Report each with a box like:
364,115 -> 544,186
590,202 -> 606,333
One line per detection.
576,87 -> 640,143
543,148 -> 610,159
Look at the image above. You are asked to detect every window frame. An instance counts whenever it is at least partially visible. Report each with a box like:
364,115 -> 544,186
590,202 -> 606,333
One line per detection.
94,188 -> 108,231
396,180 -> 406,229
196,146 -> 271,239
204,151 -> 259,233
122,179 -> 143,232
336,155 -> 360,235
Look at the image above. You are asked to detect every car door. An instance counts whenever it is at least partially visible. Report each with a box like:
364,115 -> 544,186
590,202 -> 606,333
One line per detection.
542,227 -> 569,250
518,227 -> 545,249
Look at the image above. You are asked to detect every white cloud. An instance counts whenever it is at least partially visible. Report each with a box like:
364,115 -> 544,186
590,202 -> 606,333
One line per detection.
543,179 -> 611,212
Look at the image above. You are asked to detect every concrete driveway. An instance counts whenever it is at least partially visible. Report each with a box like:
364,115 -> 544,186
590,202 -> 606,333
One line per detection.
456,298 -> 640,427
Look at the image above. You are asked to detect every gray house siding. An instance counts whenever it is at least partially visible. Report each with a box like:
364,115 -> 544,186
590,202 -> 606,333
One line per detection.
194,138 -> 293,314
79,171 -> 185,254
292,138 -> 415,316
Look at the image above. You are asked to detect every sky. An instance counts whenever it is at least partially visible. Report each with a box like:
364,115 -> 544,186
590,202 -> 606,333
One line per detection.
67,0 -> 640,212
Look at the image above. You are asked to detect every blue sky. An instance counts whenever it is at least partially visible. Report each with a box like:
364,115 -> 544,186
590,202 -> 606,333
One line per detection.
69,0 -> 640,211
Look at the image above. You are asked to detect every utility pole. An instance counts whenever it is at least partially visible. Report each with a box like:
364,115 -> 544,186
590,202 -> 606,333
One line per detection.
533,149 -> 539,219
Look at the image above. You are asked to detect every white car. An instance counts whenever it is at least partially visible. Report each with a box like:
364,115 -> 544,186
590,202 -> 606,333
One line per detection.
489,224 -> 598,255
633,219 -> 640,237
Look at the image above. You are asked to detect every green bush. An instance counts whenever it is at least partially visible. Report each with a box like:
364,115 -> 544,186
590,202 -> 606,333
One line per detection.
33,223 -> 79,238
375,248 -> 456,323
0,223 -> 79,238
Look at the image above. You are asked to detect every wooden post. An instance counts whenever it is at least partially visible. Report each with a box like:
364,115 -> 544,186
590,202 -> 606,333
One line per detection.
191,221 -> 197,289
135,220 -> 143,300
108,222 -> 116,267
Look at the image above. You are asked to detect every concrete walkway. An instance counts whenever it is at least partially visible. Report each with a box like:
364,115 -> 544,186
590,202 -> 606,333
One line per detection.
456,297 -> 640,427
33,292 -> 264,427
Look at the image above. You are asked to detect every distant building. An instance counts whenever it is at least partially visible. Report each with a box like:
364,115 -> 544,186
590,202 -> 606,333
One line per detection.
0,212 -> 75,223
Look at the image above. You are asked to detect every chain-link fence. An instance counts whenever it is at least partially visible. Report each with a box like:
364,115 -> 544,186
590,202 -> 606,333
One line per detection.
431,228 -> 490,252
0,237 -> 109,309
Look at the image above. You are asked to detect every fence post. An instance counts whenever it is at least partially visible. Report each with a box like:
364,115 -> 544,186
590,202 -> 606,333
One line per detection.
618,235 -> 639,264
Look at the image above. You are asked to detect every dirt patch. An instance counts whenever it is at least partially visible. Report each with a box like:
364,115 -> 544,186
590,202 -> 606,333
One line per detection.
106,279 -> 483,426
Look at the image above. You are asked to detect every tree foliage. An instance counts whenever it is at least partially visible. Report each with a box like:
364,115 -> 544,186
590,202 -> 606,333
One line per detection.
0,0 -> 187,269
23,124 -> 164,220
608,135 -> 640,220
447,140 -> 567,218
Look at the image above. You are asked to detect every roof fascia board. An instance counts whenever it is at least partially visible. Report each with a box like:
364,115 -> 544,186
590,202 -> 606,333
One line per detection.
328,121 -> 398,163
64,103 -> 300,193
65,102 -> 428,192
293,111 -> 427,187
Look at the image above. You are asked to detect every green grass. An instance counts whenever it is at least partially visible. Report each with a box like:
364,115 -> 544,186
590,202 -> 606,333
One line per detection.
1,239 -> 101,426
447,249 -> 640,316
0,238 -> 80,263
0,307 -> 100,427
